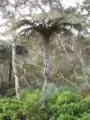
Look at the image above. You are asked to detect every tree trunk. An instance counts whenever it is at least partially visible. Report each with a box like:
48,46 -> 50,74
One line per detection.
43,38 -> 51,85
12,43 -> 19,99
8,59 -> 12,84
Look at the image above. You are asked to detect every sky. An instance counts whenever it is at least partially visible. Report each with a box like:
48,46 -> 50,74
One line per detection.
62,0 -> 83,7
0,0 -> 84,40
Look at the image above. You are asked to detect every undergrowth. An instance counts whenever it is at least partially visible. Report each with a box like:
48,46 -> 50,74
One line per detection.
0,85 -> 90,120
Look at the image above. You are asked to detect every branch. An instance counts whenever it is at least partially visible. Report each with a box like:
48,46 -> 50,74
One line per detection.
28,0 -> 46,13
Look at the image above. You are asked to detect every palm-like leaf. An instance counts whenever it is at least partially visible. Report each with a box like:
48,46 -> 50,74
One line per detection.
12,20 -> 34,30
13,17 -> 87,39
17,27 -> 33,37
60,23 -> 87,32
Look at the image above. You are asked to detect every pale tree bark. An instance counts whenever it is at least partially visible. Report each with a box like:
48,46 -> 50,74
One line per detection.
11,0 -> 20,99
12,42 -> 20,99
43,36 -> 51,89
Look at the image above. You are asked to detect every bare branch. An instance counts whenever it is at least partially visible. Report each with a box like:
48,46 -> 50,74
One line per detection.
28,0 -> 46,13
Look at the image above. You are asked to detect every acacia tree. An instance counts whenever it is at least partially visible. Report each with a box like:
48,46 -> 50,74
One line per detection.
13,17 -> 87,88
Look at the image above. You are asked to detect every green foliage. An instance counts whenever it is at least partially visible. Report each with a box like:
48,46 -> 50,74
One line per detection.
27,89 -> 90,120
0,98 -> 24,120
24,89 -> 90,120
46,90 -> 90,120
0,89 -> 90,120
0,89 -> 39,120
20,88 -> 39,107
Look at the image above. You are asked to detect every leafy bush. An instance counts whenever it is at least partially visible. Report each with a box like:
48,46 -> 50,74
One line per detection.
20,88 -> 39,107
0,89 -> 90,120
0,98 -> 24,120
27,89 -> 90,120
0,89 -> 39,120
46,90 -> 90,120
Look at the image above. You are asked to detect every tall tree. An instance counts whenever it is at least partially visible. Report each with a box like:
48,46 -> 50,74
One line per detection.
13,16 -> 87,88
0,0 -> 89,90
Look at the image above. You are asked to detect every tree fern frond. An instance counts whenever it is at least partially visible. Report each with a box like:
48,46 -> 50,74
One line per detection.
12,19 -> 34,30
60,22 -> 88,33
13,17 -> 87,39
60,27 -> 73,36
18,27 -> 33,35
50,16 -> 64,27
17,29 -> 37,40
72,23 -> 88,32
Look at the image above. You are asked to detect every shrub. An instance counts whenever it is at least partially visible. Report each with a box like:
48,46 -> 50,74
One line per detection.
25,88 -> 90,120
0,98 -> 24,120
46,90 -> 90,120
0,89 -> 39,120
20,88 -> 39,107
0,88 -> 90,120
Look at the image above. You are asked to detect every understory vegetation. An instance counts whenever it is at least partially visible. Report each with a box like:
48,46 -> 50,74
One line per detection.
0,86 -> 90,120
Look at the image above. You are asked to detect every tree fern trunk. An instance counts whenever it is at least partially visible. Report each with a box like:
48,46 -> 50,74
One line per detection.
12,43 -> 19,99
43,38 -> 51,85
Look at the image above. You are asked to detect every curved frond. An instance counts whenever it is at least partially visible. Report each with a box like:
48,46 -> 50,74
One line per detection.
13,16 -> 87,39
18,27 -> 33,36
50,17 -> 65,26
17,29 -> 37,40
59,27 -> 73,36
12,19 -> 34,30
60,23 -> 88,33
